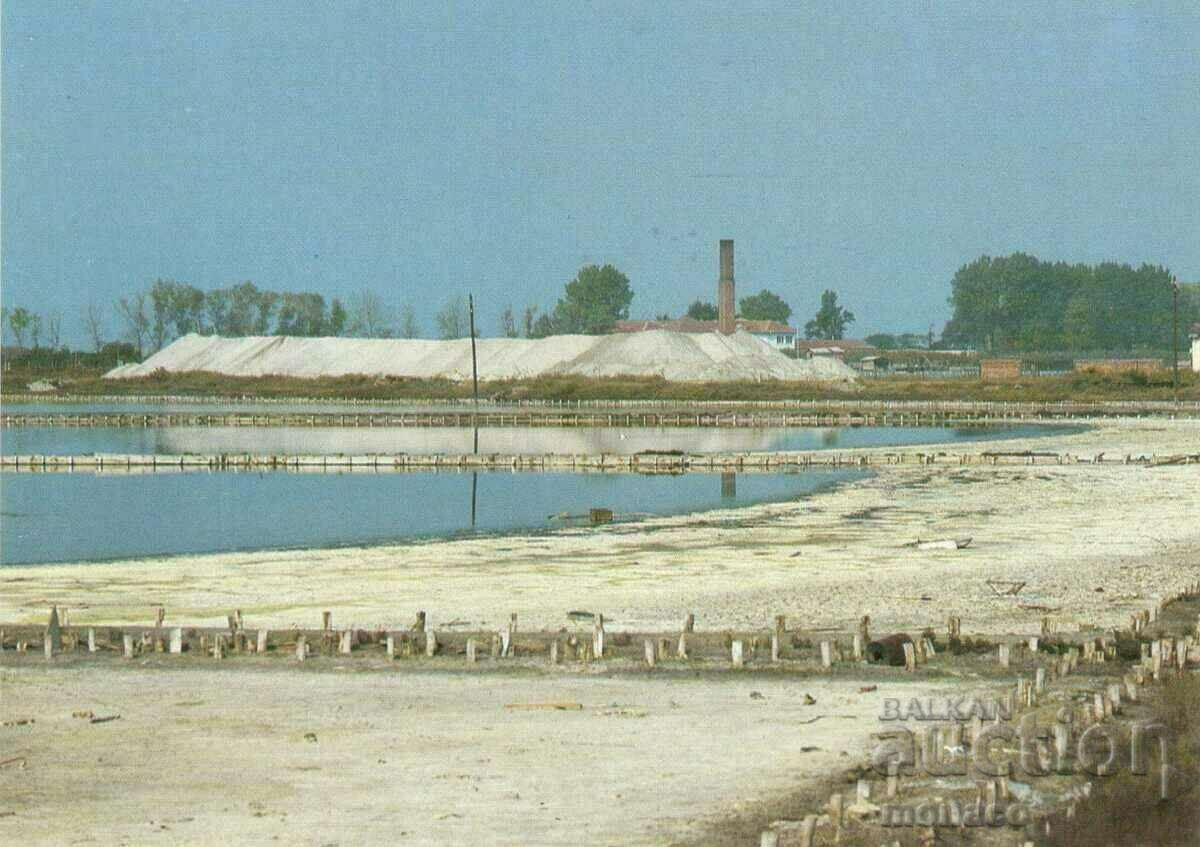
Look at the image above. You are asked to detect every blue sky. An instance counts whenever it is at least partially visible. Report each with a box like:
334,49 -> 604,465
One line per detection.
3,1 -> 1198,344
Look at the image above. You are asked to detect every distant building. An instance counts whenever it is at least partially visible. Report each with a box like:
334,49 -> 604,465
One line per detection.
794,338 -> 873,361
614,317 -> 797,350
858,355 -> 890,373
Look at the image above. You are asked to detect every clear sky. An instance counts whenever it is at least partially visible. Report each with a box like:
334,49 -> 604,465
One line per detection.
3,1 -> 1198,344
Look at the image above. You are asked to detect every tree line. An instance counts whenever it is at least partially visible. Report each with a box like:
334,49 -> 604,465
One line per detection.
943,253 -> 1197,352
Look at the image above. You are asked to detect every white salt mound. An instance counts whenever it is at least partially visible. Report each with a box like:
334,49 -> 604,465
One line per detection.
105,331 -> 856,383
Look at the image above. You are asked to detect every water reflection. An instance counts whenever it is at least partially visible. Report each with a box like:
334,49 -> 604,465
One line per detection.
1,424 -> 1070,457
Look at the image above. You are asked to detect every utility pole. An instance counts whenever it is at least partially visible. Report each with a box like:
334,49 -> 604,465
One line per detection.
468,293 -> 479,454
1172,276 -> 1179,403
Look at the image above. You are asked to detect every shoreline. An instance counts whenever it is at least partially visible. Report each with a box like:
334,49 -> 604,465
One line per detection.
1,419 -> 1196,635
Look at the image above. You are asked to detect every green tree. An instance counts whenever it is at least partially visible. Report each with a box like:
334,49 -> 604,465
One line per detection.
6,307 -> 33,347
864,333 -> 898,350
738,289 -> 792,323
551,264 -> 633,334
685,300 -> 718,320
328,298 -> 348,336
529,313 -> 555,339
804,290 -> 856,339
276,292 -> 330,336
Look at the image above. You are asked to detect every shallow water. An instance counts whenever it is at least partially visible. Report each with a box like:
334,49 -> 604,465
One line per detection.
0,424 -> 1068,457
0,468 -> 866,565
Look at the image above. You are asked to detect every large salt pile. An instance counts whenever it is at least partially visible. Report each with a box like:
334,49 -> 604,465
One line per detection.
105,331 -> 856,383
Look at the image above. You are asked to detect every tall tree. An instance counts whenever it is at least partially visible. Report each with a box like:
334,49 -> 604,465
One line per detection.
521,305 -> 539,338
276,292 -> 330,336
436,296 -> 469,339
499,305 -> 518,338
116,293 -> 150,356
399,304 -> 420,339
46,311 -> 63,349
551,264 -> 633,334
29,314 -> 43,349
804,290 -> 856,339
685,300 -> 718,320
348,290 -> 393,337
738,290 -> 792,323
7,307 -> 33,347
83,303 -> 106,352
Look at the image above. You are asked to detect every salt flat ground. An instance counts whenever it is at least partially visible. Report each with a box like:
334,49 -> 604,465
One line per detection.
0,662 -> 963,846
1,419 -> 1197,636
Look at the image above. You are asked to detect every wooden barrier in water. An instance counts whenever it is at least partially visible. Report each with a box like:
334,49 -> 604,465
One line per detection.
1,448 -> 1192,473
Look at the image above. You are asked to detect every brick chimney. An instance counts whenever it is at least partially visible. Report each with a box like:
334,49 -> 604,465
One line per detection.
718,239 -> 735,335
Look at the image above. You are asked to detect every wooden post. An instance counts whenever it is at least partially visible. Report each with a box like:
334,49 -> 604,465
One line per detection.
829,792 -> 843,840
156,607 -> 166,629
413,611 -> 426,633
500,629 -> 512,657
731,640 -> 744,668
820,641 -> 833,668
296,636 -> 307,661
548,641 -> 558,665
123,634 -> 134,658
339,630 -> 352,654
1035,667 -> 1046,693
47,605 -> 62,653
592,615 -> 605,659
770,632 -> 780,663
676,633 -> 688,660
322,611 -> 332,631
169,627 -> 183,654
87,627 -> 96,653
644,639 -> 656,668
425,631 -> 438,657
386,634 -> 396,659
798,816 -> 817,847
852,633 -> 864,661
491,633 -> 501,659
903,642 -> 916,672
683,612 -> 694,634
257,629 -> 268,654
212,635 -> 224,659
44,636 -> 53,661
998,644 -> 1010,668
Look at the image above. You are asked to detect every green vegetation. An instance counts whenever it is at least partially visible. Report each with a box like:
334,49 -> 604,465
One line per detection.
738,289 -> 792,323
944,253 -> 1197,352
685,300 -> 718,320
804,290 -> 856,339
548,264 -> 634,334
4,361 -> 1196,403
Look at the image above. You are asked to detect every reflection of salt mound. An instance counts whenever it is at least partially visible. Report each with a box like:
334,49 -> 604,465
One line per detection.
106,331 -> 856,383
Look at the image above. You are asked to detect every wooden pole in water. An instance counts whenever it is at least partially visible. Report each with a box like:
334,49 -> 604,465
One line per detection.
468,293 -> 479,455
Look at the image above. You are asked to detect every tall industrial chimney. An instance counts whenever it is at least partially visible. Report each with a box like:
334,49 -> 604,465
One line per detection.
718,239 -> 735,335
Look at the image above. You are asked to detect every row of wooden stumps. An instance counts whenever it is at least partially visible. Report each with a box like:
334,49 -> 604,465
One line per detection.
758,585 -> 1200,847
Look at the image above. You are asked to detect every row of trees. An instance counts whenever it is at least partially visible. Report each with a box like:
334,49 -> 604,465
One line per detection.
683,288 -> 857,339
943,253 -> 1196,352
1,306 -> 64,350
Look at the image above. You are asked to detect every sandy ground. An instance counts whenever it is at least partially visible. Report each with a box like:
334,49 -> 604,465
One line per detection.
0,661 -> 966,846
2,419 -> 1196,637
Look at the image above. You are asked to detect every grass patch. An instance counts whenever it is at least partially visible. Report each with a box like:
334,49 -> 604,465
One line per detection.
3,365 -> 1199,404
